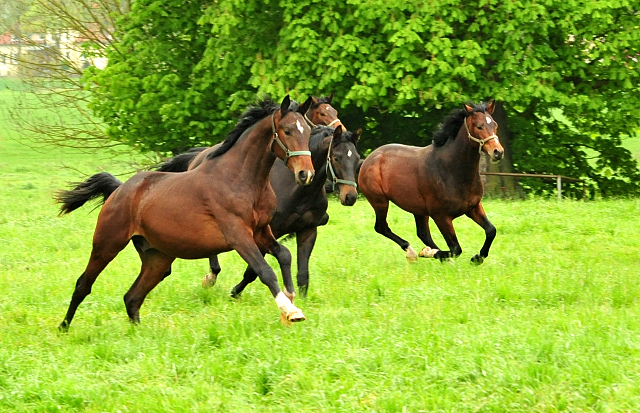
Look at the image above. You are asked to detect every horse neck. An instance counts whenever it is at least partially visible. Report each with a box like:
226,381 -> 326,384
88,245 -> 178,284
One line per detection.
307,135 -> 331,188
436,128 -> 482,181
230,116 -> 278,186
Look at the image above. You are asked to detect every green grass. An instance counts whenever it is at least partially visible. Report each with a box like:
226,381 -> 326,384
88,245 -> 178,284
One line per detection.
2,85 -> 640,412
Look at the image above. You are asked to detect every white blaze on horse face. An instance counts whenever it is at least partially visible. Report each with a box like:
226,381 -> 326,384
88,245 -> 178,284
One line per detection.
347,150 -> 353,158
296,120 -> 304,134
486,116 -> 492,124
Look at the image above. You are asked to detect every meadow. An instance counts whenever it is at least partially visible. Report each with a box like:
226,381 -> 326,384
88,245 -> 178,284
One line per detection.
2,84 -> 640,412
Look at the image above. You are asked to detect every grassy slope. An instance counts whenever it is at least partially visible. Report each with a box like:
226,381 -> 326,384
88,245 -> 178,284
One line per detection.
1,85 -> 640,412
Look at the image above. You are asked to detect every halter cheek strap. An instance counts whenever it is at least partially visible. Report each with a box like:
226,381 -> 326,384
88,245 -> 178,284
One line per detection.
270,112 -> 311,165
326,135 -> 358,191
464,117 -> 499,154
304,108 -> 342,130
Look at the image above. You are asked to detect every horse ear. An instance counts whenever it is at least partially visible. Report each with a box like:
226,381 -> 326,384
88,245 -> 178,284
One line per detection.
333,125 -> 343,139
486,99 -> 496,115
352,128 -> 362,144
298,96 -> 313,115
464,103 -> 474,113
327,92 -> 334,104
280,95 -> 291,117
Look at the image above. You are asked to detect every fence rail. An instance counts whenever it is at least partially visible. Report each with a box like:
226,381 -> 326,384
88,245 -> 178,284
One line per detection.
480,172 -> 585,200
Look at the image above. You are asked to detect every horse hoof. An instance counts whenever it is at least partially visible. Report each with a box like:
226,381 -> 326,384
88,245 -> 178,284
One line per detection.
405,246 -> 418,262
202,272 -> 217,288
287,308 -> 306,322
419,247 -> 439,258
471,255 -> 484,265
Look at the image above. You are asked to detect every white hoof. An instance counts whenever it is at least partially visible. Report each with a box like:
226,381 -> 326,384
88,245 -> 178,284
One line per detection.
275,292 -> 306,324
405,246 -> 418,262
419,246 -> 439,258
201,272 -> 217,288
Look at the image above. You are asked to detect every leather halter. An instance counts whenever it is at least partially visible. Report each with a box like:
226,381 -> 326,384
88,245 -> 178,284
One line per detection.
325,134 -> 358,191
304,106 -> 342,129
269,111 -> 311,165
464,115 -> 499,154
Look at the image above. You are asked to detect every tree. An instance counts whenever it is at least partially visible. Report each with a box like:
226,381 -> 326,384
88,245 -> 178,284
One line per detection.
87,0 -> 640,196
1,0 -> 129,150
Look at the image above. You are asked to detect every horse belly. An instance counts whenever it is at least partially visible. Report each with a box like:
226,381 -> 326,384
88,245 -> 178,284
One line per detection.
139,218 -> 231,259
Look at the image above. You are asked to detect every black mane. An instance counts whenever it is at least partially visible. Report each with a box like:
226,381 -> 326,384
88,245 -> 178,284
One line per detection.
432,101 -> 490,147
207,97 -> 300,160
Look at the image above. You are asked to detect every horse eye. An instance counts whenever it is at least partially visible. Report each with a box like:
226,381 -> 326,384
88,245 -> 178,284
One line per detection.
477,125 -> 484,130
284,130 -> 292,136
320,112 -> 326,117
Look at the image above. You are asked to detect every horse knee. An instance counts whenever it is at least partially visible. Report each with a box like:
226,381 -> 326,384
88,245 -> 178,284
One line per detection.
486,224 -> 496,240
374,221 -> 388,235
273,244 -> 292,268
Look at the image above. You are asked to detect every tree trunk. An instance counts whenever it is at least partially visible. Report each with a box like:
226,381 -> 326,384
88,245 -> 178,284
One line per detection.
480,101 -> 525,199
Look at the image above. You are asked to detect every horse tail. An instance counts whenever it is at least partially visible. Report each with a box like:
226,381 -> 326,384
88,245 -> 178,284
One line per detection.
55,172 -> 123,215
155,147 -> 207,172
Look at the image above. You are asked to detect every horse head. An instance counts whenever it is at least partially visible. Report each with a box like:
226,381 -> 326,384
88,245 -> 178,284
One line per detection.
464,100 -> 504,161
272,95 -> 315,185
304,93 -> 343,130
326,126 -> 361,206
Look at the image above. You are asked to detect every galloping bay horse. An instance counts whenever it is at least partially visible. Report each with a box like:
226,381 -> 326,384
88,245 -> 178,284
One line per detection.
56,96 -> 314,330
358,100 -> 504,263
157,120 -> 361,297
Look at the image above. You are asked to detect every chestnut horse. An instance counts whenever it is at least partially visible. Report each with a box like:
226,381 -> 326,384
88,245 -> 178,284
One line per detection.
156,124 -> 361,297
358,100 -> 504,263
55,96 -> 314,330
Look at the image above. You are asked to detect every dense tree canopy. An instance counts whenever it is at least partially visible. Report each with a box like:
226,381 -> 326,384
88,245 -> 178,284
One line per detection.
86,0 -> 640,196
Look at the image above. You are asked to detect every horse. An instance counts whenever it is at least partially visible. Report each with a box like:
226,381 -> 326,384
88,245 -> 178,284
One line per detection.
358,100 -> 504,263
55,96 -> 314,330
156,125 -> 361,297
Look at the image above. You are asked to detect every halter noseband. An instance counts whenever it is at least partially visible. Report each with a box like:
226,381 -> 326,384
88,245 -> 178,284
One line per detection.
304,107 -> 342,130
326,135 -> 358,191
270,111 -> 312,165
464,115 -> 499,154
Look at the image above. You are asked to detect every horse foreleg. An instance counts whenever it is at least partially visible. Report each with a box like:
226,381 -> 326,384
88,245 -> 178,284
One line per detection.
233,233 -> 305,323
465,202 -> 496,265
372,203 -> 415,261
295,227 -> 318,297
202,255 -> 221,287
123,249 -> 175,324
256,226 -> 296,300
414,214 -> 440,258
431,215 -> 462,261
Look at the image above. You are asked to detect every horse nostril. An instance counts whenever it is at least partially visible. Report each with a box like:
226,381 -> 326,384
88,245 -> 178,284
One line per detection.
297,170 -> 308,183
494,149 -> 503,160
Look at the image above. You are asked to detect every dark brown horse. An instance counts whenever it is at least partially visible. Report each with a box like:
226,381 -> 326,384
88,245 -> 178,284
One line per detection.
55,96 -> 314,330
157,124 -> 361,297
358,100 -> 504,263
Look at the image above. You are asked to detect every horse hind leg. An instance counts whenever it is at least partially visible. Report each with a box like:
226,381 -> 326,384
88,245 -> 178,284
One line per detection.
59,236 -> 129,331
124,248 -> 175,324
371,202 -> 415,262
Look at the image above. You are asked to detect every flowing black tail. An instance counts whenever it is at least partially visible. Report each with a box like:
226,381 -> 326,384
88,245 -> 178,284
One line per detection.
55,172 -> 123,215
155,147 -> 207,172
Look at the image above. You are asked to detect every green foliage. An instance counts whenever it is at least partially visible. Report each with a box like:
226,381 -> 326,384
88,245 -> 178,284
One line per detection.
86,0 -> 640,195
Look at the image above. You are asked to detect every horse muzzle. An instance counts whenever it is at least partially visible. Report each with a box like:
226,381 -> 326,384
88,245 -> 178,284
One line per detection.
295,169 -> 315,186
339,186 -> 358,206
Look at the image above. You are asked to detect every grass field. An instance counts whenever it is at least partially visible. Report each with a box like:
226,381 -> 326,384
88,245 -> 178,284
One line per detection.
2,85 -> 640,412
